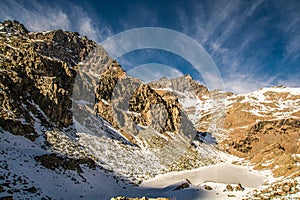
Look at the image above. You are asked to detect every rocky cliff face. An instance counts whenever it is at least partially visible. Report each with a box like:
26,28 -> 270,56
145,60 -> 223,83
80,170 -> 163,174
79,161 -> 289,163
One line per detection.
72,45 -> 201,169
73,46 -> 195,151
227,118 -> 300,177
216,87 -> 300,178
0,20 -> 190,147
0,20 -> 95,141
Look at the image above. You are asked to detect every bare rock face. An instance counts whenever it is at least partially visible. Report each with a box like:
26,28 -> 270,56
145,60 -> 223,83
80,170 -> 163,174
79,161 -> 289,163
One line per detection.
94,58 -> 128,128
0,20 -> 28,35
128,84 -> 182,133
0,20 -> 96,140
149,74 -> 209,100
230,119 -> 300,155
251,179 -> 299,199
91,65 -> 196,155
73,48 -> 196,147
227,118 -> 300,177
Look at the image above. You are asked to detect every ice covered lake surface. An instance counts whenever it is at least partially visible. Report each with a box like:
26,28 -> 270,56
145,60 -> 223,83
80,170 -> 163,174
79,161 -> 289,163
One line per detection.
141,163 -> 264,188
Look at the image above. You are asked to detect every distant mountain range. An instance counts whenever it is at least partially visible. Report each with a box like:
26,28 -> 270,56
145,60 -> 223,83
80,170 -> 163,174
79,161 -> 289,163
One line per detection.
0,20 -> 299,200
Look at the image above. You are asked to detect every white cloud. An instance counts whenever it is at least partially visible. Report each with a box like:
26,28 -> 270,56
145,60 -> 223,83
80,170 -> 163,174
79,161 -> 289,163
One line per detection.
72,6 -> 112,42
285,35 -> 300,60
246,0 -> 264,17
78,18 -> 98,41
0,0 -> 111,42
277,74 -> 300,88
74,6 -> 100,42
127,63 -> 184,83
0,0 -> 70,31
175,0 -> 282,93
276,1 -> 300,61
224,73 -> 277,94
186,0 -> 240,44
210,41 -> 229,55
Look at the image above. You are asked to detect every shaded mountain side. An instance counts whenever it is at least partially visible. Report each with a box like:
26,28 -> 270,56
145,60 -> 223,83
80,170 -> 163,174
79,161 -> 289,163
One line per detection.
88,51 -> 194,140
0,20 -> 125,199
73,45 -> 206,168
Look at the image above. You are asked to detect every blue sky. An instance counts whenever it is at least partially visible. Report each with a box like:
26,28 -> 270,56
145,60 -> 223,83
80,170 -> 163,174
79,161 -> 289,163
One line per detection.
1,0 -> 300,93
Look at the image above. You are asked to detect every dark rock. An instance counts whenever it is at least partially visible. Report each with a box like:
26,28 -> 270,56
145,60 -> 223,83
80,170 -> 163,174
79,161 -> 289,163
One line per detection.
226,184 -> 234,191
1,20 -> 28,35
235,183 -> 244,191
24,186 -> 37,193
34,153 -> 96,173
204,185 -> 213,190
0,196 -> 13,200
173,180 -> 190,191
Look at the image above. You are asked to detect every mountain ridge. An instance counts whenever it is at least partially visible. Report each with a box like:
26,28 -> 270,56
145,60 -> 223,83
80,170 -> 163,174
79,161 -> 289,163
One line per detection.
1,20 -> 300,199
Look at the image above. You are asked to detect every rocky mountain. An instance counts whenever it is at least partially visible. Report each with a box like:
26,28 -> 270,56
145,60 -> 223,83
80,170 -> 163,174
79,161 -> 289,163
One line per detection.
0,20 -> 222,199
0,20 -> 300,199
149,74 -> 300,190
220,87 -> 300,179
0,20 -> 95,137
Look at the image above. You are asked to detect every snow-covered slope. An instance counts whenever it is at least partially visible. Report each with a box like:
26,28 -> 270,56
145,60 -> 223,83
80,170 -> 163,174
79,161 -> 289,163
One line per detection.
230,86 -> 300,119
185,85 -> 300,138
0,129 -> 128,199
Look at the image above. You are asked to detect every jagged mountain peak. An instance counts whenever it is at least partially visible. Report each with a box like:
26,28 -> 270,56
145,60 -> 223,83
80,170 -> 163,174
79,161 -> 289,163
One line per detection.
0,20 -> 28,36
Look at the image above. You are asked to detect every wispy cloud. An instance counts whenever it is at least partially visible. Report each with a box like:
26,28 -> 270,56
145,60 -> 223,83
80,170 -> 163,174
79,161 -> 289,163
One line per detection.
209,41 -> 229,55
276,1 -> 300,61
285,35 -> 300,60
280,16 -> 300,60
246,0 -> 265,18
175,0 -> 300,93
224,73 -> 276,94
277,73 -> 300,88
127,63 -> 184,83
71,6 -> 112,42
0,0 -> 111,42
0,0 -> 70,31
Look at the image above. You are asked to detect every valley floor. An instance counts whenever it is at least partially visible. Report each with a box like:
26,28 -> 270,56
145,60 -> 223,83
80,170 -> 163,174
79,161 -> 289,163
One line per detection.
140,161 -> 268,199
1,129 -> 300,199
